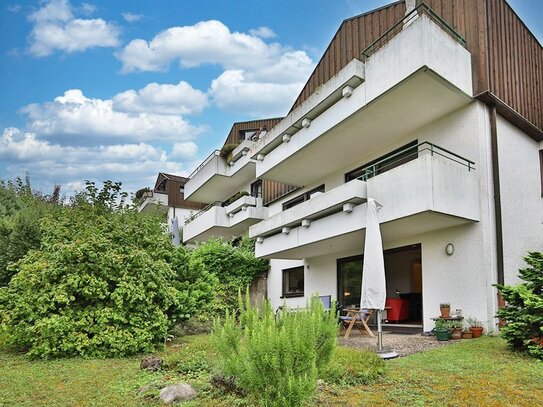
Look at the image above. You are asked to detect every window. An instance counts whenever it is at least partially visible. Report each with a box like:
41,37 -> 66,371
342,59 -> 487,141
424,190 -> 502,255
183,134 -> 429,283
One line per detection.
251,179 -> 262,198
282,266 -> 304,297
180,186 -> 185,194
345,140 -> 418,182
240,129 -> 259,141
282,184 -> 325,210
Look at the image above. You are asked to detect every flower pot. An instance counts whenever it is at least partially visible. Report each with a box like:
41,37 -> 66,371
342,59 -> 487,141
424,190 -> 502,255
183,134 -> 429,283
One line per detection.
451,328 -> 463,340
471,327 -> 484,338
440,307 -> 451,318
462,331 -> 473,339
435,328 -> 451,341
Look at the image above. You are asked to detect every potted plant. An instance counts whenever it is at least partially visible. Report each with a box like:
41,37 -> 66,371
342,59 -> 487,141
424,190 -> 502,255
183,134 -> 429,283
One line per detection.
450,320 -> 463,340
439,302 -> 451,318
434,319 -> 451,341
467,317 -> 484,338
462,327 -> 473,339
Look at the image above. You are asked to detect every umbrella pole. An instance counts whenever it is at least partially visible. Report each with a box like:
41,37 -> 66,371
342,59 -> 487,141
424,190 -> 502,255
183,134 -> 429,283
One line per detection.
377,309 -> 383,352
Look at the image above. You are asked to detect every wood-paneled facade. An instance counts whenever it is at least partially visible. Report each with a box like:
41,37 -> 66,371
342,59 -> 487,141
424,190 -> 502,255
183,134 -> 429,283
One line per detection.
289,0 -> 542,139
224,118 -> 283,145
154,173 -> 205,210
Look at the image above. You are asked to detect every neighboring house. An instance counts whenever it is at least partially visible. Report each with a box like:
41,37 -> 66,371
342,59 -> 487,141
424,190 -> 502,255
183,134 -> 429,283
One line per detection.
138,172 -> 205,228
183,0 -> 543,333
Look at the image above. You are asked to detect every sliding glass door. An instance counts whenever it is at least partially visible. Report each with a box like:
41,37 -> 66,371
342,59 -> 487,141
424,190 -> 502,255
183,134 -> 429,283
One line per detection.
337,256 -> 363,309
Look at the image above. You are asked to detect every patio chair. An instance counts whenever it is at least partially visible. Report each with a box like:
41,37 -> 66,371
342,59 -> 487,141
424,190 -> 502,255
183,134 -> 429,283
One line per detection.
339,308 -> 375,338
319,295 -> 332,311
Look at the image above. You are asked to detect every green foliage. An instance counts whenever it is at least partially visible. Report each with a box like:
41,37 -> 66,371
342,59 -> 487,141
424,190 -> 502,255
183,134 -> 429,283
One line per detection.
190,236 -> 269,311
495,252 -> 543,359
162,335 -> 215,377
320,346 -> 385,386
0,181 -> 217,359
219,143 -> 239,160
0,177 -> 59,286
211,293 -> 339,407
223,191 -> 250,206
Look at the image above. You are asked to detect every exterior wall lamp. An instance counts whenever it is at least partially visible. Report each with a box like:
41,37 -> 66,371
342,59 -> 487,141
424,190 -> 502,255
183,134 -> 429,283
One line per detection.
445,243 -> 454,256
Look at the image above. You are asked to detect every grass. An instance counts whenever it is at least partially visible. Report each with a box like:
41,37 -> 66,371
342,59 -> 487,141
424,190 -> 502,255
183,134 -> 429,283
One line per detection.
1,336 -> 541,406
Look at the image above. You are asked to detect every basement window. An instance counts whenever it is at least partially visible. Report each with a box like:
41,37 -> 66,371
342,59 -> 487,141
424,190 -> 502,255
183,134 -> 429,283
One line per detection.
345,140 -> 418,182
282,266 -> 304,298
282,185 -> 325,210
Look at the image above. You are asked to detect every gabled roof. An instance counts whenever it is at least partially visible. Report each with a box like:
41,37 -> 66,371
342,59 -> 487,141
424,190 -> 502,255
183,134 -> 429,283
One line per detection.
154,172 -> 189,190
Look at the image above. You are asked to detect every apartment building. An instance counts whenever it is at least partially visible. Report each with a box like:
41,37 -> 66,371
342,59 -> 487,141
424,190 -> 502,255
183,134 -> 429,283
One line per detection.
138,172 -> 205,227
183,0 -> 543,332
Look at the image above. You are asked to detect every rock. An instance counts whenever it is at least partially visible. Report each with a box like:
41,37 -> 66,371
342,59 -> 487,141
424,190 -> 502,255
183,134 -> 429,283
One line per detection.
140,355 -> 163,371
159,383 -> 197,403
137,380 -> 163,395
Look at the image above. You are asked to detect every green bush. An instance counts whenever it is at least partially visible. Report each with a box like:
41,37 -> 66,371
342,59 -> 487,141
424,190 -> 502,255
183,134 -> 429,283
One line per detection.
320,347 -> 386,385
212,294 -> 339,407
190,237 -> 269,311
495,252 -> 543,359
0,181 -> 217,359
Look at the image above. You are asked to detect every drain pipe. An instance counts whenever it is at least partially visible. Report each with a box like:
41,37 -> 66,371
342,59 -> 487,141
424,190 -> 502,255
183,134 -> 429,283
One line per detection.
489,105 -> 504,286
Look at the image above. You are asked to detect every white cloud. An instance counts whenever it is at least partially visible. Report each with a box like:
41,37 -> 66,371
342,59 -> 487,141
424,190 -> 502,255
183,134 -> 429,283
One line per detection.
170,142 -> 198,160
249,26 -> 276,39
112,81 -> 208,116
122,12 -> 143,23
0,127 -> 192,194
79,3 -> 96,16
28,0 -> 120,57
209,70 -> 304,118
21,89 -> 205,143
116,20 -> 303,74
7,4 -> 22,13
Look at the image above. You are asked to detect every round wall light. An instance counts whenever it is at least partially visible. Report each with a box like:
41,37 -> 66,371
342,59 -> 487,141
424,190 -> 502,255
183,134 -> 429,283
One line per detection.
445,243 -> 454,256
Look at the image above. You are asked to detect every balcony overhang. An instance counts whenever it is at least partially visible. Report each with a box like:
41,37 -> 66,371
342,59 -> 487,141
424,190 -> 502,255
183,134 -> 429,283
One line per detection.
137,192 -> 168,214
253,154 -> 479,259
256,68 -> 472,186
183,198 -> 268,244
184,153 -> 256,203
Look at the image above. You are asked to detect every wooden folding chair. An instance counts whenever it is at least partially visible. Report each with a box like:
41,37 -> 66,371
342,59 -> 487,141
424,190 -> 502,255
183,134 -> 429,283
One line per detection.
340,308 -> 375,338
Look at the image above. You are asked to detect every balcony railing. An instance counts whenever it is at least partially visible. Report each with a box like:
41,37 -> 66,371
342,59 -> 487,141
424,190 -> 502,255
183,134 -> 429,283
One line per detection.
362,2 -> 466,60
188,149 -> 220,179
356,141 -> 475,182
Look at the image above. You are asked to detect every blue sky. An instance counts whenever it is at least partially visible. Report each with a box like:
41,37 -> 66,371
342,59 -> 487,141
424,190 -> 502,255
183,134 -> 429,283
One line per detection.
1,0 -> 541,195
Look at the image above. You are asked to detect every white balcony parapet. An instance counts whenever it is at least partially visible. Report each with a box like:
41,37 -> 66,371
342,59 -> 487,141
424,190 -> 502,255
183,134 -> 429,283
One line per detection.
252,152 -> 479,259
250,12 -> 473,187
137,191 -> 168,213
183,195 -> 268,243
249,179 -> 367,239
250,58 -> 365,159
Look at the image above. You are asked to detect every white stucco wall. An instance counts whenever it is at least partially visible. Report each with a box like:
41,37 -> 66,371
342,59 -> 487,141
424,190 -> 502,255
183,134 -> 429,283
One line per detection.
496,116 -> 543,284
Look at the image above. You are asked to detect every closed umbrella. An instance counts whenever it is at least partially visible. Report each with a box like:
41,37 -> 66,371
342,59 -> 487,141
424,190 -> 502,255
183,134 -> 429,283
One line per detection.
171,217 -> 180,246
360,198 -> 397,359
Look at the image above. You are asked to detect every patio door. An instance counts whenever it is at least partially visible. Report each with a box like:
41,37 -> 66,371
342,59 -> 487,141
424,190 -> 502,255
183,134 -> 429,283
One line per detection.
337,256 -> 363,309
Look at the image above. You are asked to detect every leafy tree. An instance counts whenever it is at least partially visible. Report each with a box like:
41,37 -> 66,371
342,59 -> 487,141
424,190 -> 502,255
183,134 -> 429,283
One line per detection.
495,252 -> 543,359
190,236 -> 269,311
0,181 -> 216,358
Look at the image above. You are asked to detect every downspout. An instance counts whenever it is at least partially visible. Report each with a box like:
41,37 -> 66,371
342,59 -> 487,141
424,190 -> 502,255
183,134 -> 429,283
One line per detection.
489,105 -> 504,287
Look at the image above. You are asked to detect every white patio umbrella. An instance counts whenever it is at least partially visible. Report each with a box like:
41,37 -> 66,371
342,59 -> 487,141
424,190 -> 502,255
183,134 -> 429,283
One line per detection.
360,198 -> 397,359
171,217 -> 180,246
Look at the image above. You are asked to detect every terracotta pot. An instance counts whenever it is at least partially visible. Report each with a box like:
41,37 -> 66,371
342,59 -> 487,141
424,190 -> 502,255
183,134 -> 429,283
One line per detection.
462,331 -> 473,339
471,327 -> 484,338
440,307 -> 451,318
451,328 -> 463,340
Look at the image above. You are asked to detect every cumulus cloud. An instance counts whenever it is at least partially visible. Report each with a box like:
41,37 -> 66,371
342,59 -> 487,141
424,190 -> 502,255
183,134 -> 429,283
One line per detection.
112,81 -> 208,116
122,12 -> 143,23
170,142 -> 198,160
21,89 -> 206,143
249,26 -> 276,39
28,0 -> 120,57
0,127 -> 194,194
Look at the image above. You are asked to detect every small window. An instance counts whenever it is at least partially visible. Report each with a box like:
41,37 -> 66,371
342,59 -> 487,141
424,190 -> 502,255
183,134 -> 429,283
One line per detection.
251,180 -> 262,198
180,186 -> 185,194
282,184 -> 325,210
240,129 -> 258,140
282,266 -> 304,297
345,140 -> 418,182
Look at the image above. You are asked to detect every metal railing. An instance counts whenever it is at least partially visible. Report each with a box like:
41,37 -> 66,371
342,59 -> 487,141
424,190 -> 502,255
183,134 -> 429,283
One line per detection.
184,200 -> 223,225
361,2 -> 466,60
188,149 -> 220,179
356,141 -> 475,182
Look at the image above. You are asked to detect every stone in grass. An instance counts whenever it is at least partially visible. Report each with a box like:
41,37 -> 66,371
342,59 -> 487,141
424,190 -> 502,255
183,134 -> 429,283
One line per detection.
159,383 -> 197,404
140,355 -> 163,371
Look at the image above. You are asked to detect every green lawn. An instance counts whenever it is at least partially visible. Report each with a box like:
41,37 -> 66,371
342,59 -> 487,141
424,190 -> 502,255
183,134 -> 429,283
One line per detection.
1,336 -> 541,406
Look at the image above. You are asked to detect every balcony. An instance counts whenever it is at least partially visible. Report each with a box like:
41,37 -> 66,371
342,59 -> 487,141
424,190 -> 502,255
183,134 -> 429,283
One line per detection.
250,143 -> 479,259
138,191 -> 168,213
184,140 -> 256,203
183,194 -> 268,244
249,8 -> 473,187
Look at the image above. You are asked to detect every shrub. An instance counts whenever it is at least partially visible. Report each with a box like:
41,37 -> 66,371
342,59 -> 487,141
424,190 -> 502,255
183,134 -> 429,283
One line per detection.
0,181 -> 216,359
320,347 -> 386,386
495,252 -> 543,359
190,237 -> 269,311
211,294 -> 339,407
219,143 -> 239,160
